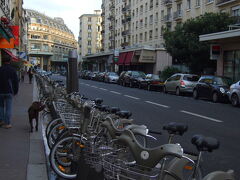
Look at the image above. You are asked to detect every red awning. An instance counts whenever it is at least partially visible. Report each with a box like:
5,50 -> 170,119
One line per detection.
124,51 -> 134,65
2,48 -> 19,62
117,52 -> 127,65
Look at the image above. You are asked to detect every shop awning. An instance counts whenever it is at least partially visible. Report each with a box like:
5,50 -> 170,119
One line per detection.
2,48 -> 19,62
124,51 -> 134,65
117,52 -> 127,65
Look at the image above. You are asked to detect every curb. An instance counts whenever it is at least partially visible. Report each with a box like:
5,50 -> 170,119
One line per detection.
26,78 -> 48,180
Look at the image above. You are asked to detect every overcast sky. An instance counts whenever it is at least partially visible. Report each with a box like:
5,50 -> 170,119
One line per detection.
23,0 -> 102,40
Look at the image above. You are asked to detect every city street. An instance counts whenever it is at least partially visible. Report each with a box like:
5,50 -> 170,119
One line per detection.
51,75 -> 240,178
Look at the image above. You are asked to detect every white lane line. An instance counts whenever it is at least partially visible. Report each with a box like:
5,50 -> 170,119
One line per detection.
180,110 -> 223,123
145,101 -> 169,108
99,88 -> 108,91
80,83 -> 85,85
124,95 -> 140,100
110,91 -> 121,95
91,85 -> 98,88
85,84 -> 90,86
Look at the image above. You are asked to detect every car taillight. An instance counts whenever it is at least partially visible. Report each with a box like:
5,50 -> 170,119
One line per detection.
180,80 -> 185,87
151,81 -> 159,85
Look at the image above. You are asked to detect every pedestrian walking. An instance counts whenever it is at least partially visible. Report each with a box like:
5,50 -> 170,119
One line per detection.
28,67 -> 33,84
0,55 -> 19,129
20,69 -> 25,82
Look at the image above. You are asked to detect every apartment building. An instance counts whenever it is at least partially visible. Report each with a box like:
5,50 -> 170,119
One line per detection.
84,0 -> 240,75
78,10 -> 102,61
0,0 -> 26,66
27,9 -> 77,71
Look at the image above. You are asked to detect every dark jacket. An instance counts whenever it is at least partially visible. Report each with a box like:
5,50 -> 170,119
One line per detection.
0,64 -> 19,95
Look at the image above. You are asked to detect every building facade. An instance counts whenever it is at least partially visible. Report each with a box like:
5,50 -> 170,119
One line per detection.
78,10 -> 102,61
0,0 -> 26,66
83,0 -> 240,75
26,9 -> 77,71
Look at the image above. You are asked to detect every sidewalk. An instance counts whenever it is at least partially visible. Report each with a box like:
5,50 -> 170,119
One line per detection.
0,77 -> 47,180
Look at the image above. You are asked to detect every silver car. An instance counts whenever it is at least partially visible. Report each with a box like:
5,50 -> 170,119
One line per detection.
105,72 -> 119,83
163,73 -> 199,95
228,80 -> 240,107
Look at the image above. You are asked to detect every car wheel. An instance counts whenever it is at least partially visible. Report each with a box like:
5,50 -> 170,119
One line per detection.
147,85 -> 151,91
163,86 -> 167,94
212,92 -> 218,103
176,87 -> 181,96
231,93 -> 239,107
193,89 -> 198,99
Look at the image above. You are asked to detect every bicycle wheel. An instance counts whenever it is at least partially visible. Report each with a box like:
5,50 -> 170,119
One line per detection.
47,122 -> 66,149
49,135 -> 84,179
45,118 -> 62,137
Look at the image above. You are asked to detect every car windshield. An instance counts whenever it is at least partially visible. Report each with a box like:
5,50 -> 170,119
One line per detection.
109,72 -> 118,76
213,77 -> 232,86
152,75 -> 160,80
132,71 -> 146,78
183,75 -> 199,82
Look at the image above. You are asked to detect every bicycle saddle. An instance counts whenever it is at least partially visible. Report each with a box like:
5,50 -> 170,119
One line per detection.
163,122 -> 188,136
117,129 -> 183,168
94,98 -> 103,105
109,107 -> 120,114
115,110 -> 132,119
191,135 -> 220,152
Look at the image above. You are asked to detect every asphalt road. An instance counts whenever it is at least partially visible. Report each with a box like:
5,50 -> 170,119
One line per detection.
52,75 -> 240,178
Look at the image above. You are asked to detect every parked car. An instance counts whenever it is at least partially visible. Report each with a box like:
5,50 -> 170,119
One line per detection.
118,71 -> 126,85
228,80 -> 240,107
89,71 -> 99,80
193,75 -> 232,103
122,71 -> 146,88
163,73 -> 199,95
139,74 -> 164,91
105,72 -> 119,83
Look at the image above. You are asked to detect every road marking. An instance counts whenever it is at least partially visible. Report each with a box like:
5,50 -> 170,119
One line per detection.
85,84 -> 90,86
99,88 -> 108,91
124,95 -> 140,100
180,110 -> 223,123
91,85 -> 98,88
80,83 -> 85,85
145,101 -> 169,108
110,91 -> 121,95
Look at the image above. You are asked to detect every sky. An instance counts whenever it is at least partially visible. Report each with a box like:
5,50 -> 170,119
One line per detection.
23,0 -> 102,40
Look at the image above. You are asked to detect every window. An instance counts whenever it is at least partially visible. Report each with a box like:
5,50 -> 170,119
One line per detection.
88,32 -> 91,37
140,5 -> 143,14
88,17 -> 92,22
31,35 -> 41,39
161,10 -> 164,20
187,0 -> 191,9
155,28 -> 158,38
232,6 -> 240,17
149,15 -> 153,24
88,25 -> 92,30
196,0 -> 200,7
30,43 -> 41,50
37,18 -> 41,23
155,12 -> 159,22
145,3 -> 148,12
43,44 -> 49,51
149,30 -> 153,40
140,33 -> 143,41
140,19 -> 143,28
145,17 -> 148,27
43,35 -> 48,40
145,32 -> 147,41
88,41 -> 91,45
150,0 -> 153,10
88,48 -> 92,54
206,0 -> 213,3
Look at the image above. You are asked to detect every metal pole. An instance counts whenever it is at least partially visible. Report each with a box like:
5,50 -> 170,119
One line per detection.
67,49 -> 79,93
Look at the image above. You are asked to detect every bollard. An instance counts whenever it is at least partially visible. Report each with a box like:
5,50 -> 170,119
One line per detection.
67,49 -> 79,93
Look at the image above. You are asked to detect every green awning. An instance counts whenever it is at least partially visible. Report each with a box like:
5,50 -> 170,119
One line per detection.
0,27 -> 10,42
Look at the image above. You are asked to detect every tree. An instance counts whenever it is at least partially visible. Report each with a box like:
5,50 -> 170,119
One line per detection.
163,13 -> 237,74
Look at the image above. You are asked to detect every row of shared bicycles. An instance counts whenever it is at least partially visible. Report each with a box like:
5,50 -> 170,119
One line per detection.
35,74 -> 236,180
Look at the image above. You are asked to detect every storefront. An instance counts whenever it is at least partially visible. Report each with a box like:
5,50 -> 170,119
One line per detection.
200,28 -> 240,81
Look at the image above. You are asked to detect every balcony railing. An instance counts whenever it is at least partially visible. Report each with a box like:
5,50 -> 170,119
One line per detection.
121,42 -> 130,47
173,10 -> 183,20
122,30 -> 131,36
109,25 -> 113,30
164,14 -> 172,22
28,49 -> 53,55
109,3 -> 115,10
0,0 -> 10,19
108,15 -> 114,21
122,16 -> 131,24
163,0 -> 173,5
216,0 -> 236,6
122,5 -> 131,13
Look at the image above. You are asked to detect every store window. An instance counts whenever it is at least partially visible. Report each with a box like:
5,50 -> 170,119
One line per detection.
223,50 -> 240,81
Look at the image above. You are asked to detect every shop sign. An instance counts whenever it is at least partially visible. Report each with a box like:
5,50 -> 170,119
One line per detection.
210,44 -> 221,60
10,26 -> 19,46
139,50 -> 156,63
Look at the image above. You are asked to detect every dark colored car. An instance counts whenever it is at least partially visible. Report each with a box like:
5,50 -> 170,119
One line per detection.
193,75 -> 232,103
96,72 -> 106,82
122,71 -> 146,88
139,74 -> 164,91
118,71 -> 126,85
